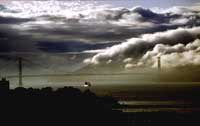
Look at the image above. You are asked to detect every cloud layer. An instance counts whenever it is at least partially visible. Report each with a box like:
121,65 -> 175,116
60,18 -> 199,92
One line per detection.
85,27 -> 200,68
0,1 -> 200,72
0,2 -> 200,52
141,39 -> 200,68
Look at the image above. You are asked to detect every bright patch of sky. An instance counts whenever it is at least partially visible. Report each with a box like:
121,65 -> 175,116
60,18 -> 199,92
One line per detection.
131,0 -> 200,8
88,0 -> 200,9
2,0 -> 200,8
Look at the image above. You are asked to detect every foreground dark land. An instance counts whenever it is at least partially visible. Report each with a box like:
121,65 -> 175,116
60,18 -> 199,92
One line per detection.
0,86 -> 199,126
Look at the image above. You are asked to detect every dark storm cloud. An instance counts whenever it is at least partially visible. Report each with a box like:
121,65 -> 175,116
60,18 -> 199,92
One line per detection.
0,25 -> 38,52
0,3 -> 200,61
0,4 -> 32,24
18,6 -> 200,47
0,17 -> 33,24
27,24 -> 145,42
37,41 -> 118,53
17,6 -> 200,43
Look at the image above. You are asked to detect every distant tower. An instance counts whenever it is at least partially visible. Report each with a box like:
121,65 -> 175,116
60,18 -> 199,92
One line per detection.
157,56 -> 161,70
18,57 -> 23,87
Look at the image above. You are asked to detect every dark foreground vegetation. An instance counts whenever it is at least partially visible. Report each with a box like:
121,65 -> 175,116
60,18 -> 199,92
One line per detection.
0,86 -> 200,126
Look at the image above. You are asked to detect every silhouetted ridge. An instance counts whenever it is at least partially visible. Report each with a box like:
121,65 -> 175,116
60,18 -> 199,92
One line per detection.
0,78 -> 200,126
1,86 -> 126,126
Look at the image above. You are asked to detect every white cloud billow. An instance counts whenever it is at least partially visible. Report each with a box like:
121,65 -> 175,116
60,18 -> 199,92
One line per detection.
141,39 -> 200,68
85,27 -> 200,68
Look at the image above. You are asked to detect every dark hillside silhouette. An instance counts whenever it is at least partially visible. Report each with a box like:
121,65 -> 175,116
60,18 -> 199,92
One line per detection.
0,78 -> 200,126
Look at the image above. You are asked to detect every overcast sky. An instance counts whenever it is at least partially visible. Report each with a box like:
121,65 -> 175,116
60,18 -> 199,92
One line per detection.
0,0 -> 200,87
2,0 -> 200,7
